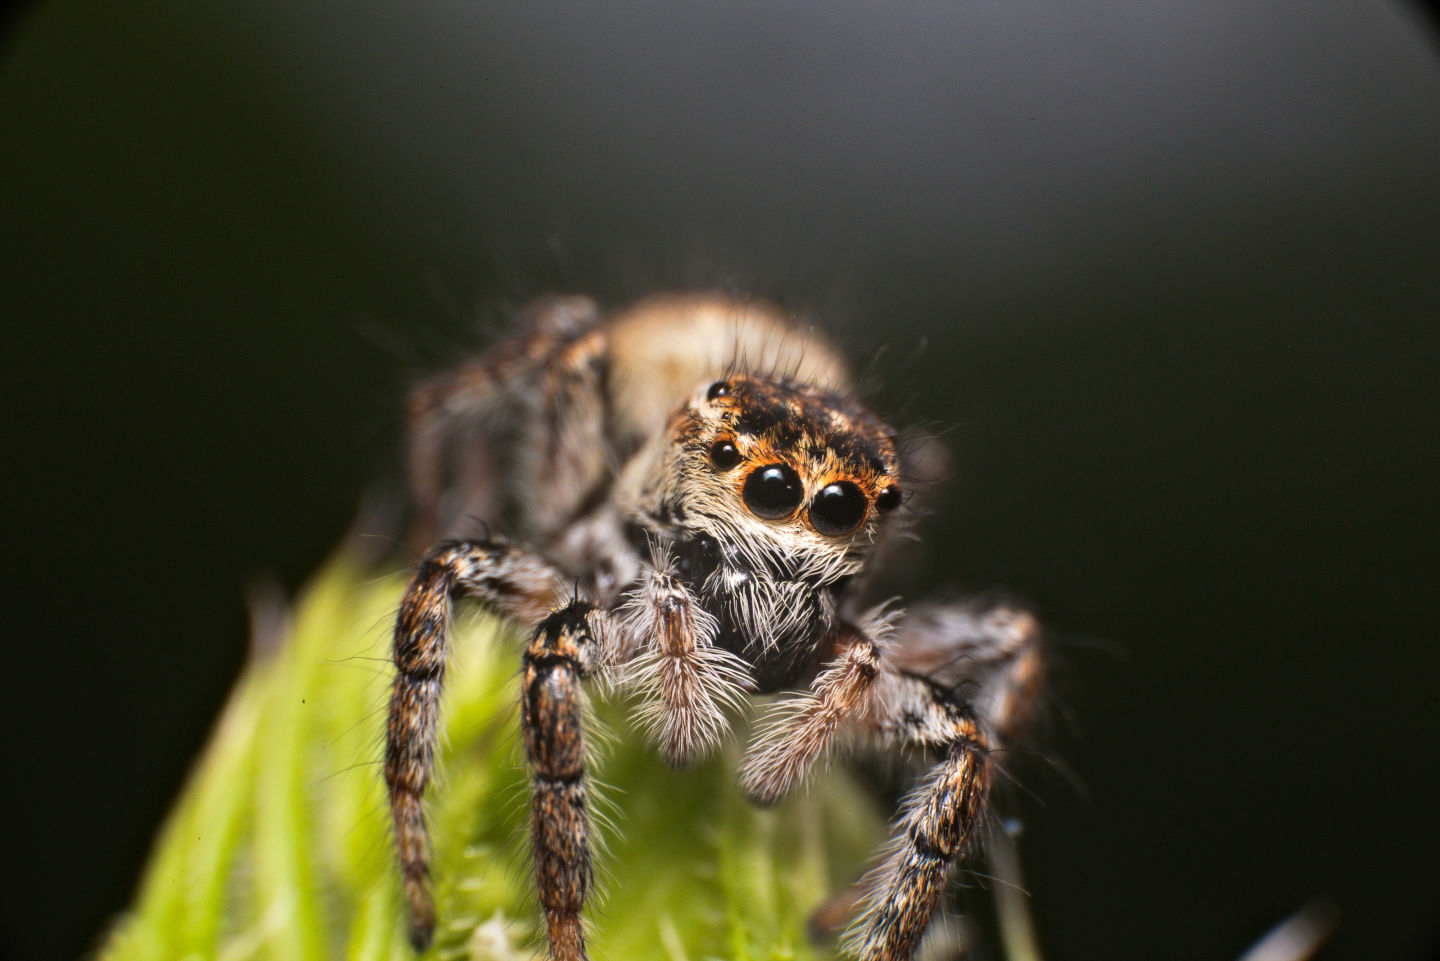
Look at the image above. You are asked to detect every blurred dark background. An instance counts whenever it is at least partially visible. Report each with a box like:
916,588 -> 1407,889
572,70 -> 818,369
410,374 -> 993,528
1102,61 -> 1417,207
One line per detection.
2,2 -> 1438,960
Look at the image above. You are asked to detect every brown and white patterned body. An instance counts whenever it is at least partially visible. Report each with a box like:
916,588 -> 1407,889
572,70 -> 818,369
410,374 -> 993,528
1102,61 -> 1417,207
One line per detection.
385,294 -> 1043,960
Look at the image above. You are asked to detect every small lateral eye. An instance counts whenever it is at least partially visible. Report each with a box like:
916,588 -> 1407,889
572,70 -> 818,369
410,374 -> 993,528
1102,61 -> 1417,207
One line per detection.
742,464 -> 804,519
875,485 -> 902,514
810,481 -> 868,536
706,380 -> 730,401
709,439 -> 741,471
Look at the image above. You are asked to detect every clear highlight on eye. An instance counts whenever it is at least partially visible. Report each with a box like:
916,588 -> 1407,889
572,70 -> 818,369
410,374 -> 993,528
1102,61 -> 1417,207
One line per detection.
809,481 -> 868,535
709,439 -> 741,471
875,485 -> 902,514
742,463 -> 804,519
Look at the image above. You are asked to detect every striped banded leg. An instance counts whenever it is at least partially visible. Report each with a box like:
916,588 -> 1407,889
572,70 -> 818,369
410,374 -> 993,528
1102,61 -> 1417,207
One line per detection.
885,599 -> 1043,747
403,294 -> 600,550
848,675 -> 990,961
844,599 -> 1043,959
386,539 -> 566,951
522,601 -> 613,961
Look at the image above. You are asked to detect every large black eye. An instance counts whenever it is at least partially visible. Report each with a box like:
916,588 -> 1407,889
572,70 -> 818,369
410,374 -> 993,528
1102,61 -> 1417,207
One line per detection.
809,481 -> 868,536
706,380 -> 730,401
709,439 -> 741,471
742,464 -> 804,519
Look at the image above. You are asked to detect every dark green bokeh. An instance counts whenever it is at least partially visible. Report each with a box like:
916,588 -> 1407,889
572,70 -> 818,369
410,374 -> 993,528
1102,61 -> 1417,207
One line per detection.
2,2 -> 1438,960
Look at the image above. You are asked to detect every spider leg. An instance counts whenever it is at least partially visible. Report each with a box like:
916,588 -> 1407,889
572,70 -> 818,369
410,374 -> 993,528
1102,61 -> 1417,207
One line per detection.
739,619 -> 886,806
521,328 -> 614,547
404,295 -> 599,550
883,598 -> 1043,750
406,363 -> 503,551
844,598 -> 1044,961
624,568 -> 751,766
522,600 -> 613,961
845,681 -> 990,961
736,598 -> 1042,958
386,539 -> 569,951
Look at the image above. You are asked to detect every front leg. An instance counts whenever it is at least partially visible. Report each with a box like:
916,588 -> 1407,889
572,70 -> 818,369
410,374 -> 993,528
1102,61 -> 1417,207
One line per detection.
522,600 -> 614,961
738,596 -> 1040,961
387,540 -> 567,951
845,676 -> 991,961
843,595 -> 1044,961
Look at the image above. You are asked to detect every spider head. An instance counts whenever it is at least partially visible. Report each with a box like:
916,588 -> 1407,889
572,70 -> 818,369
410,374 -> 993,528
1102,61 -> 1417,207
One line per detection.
682,373 -> 902,545
627,373 -> 903,669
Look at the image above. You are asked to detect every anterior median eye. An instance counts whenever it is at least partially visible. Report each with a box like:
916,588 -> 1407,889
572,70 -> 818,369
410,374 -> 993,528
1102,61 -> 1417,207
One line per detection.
742,464 -> 803,519
809,481 -> 868,535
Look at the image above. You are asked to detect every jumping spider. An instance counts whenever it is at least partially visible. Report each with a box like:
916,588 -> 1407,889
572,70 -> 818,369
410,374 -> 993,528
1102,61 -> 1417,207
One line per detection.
385,294 -> 1043,960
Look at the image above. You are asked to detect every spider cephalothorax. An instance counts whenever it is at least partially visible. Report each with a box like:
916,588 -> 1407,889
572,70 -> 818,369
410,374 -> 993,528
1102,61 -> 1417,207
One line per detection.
385,294 -> 1043,961
621,372 -> 904,689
